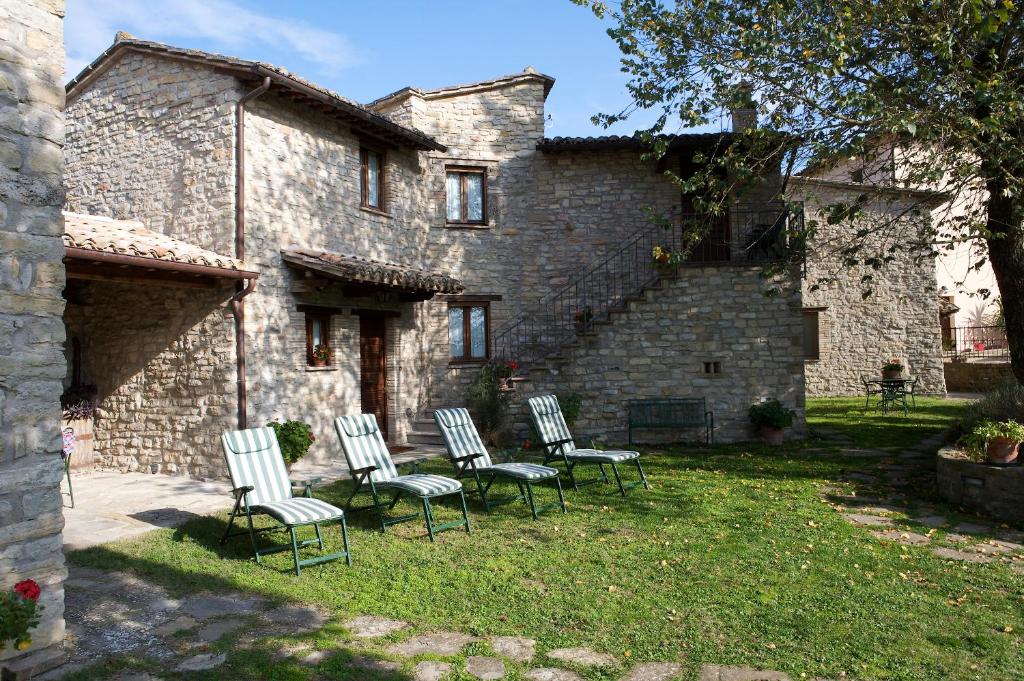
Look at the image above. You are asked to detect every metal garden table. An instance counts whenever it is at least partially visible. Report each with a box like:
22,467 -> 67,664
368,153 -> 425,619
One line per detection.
867,378 -> 913,414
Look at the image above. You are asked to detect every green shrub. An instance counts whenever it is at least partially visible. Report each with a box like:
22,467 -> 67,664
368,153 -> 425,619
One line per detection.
468,365 -> 512,447
267,419 -> 315,465
557,392 -> 583,429
956,378 -> 1024,436
749,399 -> 796,429
959,419 -> 1024,460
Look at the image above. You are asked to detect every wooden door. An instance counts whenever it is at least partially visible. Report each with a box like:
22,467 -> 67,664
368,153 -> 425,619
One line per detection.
359,314 -> 389,441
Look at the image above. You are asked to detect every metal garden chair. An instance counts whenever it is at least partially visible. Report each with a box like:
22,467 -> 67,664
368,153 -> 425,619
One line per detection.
335,414 -> 470,541
527,394 -> 649,496
433,407 -> 565,520
861,376 -> 883,409
220,426 -> 351,575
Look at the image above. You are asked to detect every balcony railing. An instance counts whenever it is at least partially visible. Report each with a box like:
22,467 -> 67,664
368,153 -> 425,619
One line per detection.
943,325 -> 1009,363
491,202 -> 804,369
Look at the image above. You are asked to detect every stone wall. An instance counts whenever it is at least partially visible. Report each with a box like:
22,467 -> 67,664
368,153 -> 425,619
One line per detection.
516,266 -> 806,444
792,178 -> 946,395
0,0 -> 67,674
937,446 -> 1024,524
62,281 -> 236,479
943,361 -> 1012,393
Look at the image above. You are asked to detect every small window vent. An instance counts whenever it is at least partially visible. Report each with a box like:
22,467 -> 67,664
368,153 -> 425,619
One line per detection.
703,361 -> 722,375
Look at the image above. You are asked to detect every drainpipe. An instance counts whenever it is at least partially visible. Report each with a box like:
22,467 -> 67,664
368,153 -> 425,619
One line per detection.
232,76 -> 271,430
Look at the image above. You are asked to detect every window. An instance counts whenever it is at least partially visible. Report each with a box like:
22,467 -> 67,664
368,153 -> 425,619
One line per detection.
802,309 -> 821,360
445,167 -> 486,224
448,302 -> 489,362
305,311 -> 332,366
360,147 -> 385,210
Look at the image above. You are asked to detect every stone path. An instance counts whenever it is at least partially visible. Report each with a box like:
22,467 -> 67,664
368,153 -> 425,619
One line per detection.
61,471 -> 232,550
42,565 -> 824,681
821,432 -> 1024,574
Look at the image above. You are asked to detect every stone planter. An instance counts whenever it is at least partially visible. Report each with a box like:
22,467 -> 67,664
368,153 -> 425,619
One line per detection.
62,416 -> 94,470
882,369 -> 903,380
937,445 -> 1024,524
759,426 -> 785,446
986,437 -> 1019,465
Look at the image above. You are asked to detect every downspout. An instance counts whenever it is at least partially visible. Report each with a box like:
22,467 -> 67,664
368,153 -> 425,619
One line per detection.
231,76 -> 271,430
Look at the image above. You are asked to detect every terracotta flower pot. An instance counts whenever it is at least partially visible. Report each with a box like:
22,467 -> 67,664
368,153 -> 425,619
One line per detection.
312,357 -> 326,367
882,369 -> 902,380
986,437 -> 1019,465
759,426 -> 785,446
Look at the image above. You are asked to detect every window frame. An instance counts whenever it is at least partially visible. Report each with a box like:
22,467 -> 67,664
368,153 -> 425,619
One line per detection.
360,146 -> 386,211
445,165 -> 488,226
304,310 -> 333,367
802,308 -> 824,360
448,300 -> 491,364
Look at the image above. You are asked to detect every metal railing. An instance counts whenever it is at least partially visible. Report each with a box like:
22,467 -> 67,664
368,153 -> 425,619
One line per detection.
943,325 -> 1009,362
491,202 -> 804,370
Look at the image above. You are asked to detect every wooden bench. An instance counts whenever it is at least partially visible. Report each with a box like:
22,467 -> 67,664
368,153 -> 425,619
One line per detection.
627,398 -> 713,445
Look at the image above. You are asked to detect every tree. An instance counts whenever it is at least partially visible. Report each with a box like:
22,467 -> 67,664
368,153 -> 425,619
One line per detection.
574,0 -> 1024,383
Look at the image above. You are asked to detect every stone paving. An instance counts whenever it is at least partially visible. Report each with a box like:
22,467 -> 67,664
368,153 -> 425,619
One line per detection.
42,564 -> 817,681
61,471 -> 232,550
821,431 -> 1024,574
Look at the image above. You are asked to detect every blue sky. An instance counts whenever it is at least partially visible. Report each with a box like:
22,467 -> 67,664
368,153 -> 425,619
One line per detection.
65,0 -> 723,137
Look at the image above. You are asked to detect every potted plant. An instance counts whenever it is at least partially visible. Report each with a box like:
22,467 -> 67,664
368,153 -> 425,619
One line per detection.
311,344 -> 331,367
749,399 -> 796,446
574,306 -> 594,332
1,579 -> 42,654
60,384 -> 97,470
267,419 -> 316,471
652,245 -> 683,274
881,357 -> 904,379
960,419 -> 1024,466
495,359 -> 519,390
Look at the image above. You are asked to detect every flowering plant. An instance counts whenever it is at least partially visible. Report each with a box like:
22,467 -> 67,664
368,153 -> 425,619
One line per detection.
881,358 -> 904,372
574,306 -> 594,326
495,359 -> 519,379
652,245 -> 684,268
266,420 -> 315,465
311,344 -> 332,363
1,579 -> 43,651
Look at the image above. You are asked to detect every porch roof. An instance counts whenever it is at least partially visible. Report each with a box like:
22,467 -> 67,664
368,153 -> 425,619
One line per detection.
63,212 -> 258,284
281,249 -> 464,298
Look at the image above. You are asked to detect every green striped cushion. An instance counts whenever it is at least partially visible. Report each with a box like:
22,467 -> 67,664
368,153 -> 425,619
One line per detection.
258,497 -> 344,525
527,395 -> 577,456
377,474 -> 462,496
221,427 -> 292,507
433,407 -> 493,468
334,414 -> 399,483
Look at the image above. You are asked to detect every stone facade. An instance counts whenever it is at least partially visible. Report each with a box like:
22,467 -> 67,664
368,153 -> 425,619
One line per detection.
791,177 -> 946,395
943,361 -> 1012,393
937,446 -> 1024,524
63,41 -> 805,474
518,266 -> 805,444
0,0 -> 68,673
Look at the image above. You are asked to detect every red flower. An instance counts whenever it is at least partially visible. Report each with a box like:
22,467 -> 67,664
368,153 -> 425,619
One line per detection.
523,440 -> 531,450
14,579 -> 40,602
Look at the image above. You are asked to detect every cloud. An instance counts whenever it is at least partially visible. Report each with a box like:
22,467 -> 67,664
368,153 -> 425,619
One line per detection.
65,0 -> 359,81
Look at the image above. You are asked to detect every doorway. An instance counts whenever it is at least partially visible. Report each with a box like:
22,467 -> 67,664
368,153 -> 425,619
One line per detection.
359,313 -> 389,441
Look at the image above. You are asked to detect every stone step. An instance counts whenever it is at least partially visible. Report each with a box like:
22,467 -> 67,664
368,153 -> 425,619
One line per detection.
407,430 -> 444,446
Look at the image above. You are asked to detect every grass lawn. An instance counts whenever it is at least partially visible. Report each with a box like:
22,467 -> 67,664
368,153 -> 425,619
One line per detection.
805,396 -> 969,450
69,398 -> 1023,681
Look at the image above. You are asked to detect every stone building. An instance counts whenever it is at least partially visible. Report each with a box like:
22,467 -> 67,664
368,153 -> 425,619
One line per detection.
63,35 -> 806,477
0,0 -> 68,676
788,176 -> 948,395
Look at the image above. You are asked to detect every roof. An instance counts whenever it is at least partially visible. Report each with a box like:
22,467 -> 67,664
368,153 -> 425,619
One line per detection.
281,249 -> 463,296
536,133 -> 736,152
63,212 -> 257,279
66,34 -> 445,152
788,175 -> 949,205
368,67 -> 556,110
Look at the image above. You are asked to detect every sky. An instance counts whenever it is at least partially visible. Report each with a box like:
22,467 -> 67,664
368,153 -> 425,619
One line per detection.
64,0 -> 725,138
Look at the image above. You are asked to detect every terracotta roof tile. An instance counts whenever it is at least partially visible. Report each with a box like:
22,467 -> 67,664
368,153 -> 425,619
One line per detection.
63,212 -> 250,272
281,249 -> 463,295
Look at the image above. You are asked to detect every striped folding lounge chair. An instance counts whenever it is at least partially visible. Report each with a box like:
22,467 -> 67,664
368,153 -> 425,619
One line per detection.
220,426 -> 351,575
335,413 -> 470,541
527,394 -> 650,496
434,407 -> 566,520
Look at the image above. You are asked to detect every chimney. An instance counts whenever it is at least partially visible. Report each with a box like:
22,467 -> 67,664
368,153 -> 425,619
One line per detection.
730,82 -> 757,132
